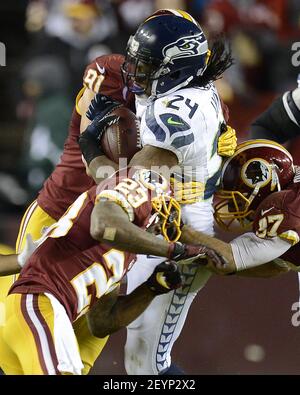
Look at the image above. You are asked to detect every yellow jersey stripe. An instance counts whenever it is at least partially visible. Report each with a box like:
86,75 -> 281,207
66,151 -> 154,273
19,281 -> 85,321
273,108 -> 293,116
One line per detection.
75,87 -> 86,116
279,230 -> 300,246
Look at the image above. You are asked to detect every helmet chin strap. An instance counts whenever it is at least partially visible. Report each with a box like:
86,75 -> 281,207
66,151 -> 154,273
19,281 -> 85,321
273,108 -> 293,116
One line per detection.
248,184 -> 260,206
247,164 -> 281,208
131,83 -> 146,95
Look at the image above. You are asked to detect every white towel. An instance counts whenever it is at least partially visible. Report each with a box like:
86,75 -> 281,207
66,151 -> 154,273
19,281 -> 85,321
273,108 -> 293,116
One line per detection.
45,293 -> 84,375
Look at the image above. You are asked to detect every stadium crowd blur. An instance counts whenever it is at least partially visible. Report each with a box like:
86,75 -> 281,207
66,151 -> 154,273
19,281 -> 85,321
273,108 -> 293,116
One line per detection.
0,0 -> 300,374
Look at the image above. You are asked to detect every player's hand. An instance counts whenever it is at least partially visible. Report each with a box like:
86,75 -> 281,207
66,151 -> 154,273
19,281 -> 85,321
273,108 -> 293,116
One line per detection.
146,261 -> 182,295
168,242 -> 229,269
78,114 -> 119,165
84,113 -> 119,141
217,124 -> 237,157
86,93 -> 121,121
203,256 -> 236,275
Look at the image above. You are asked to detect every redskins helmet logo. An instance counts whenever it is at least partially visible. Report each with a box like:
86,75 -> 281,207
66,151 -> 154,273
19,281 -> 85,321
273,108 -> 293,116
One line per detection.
162,33 -> 208,63
241,159 -> 271,188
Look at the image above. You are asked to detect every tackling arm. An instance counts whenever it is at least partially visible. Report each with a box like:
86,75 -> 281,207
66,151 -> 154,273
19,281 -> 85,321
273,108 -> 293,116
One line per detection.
78,88 -> 118,183
180,225 -> 236,274
90,200 -> 171,257
0,254 -> 21,276
0,234 -> 39,276
86,284 -> 156,338
180,225 -> 289,277
235,262 -> 290,278
87,261 -> 182,338
129,145 -> 179,168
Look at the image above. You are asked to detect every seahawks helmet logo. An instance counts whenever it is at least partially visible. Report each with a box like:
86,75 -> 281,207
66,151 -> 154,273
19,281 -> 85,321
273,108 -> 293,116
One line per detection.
162,33 -> 208,63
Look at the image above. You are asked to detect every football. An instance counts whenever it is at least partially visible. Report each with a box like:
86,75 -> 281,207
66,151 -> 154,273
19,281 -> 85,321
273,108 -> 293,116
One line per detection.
101,106 -> 141,164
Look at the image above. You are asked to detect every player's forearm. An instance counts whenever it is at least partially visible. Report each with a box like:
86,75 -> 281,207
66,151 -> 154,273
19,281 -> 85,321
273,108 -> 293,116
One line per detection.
88,156 -> 118,184
236,261 -> 289,278
79,88 -> 117,183
91,202 -> 170,257
87,284 -> 155,338
129,145 -> 178,168
180,225 -> 236,270
0,254 -> 21,276
93,216 -> 170,256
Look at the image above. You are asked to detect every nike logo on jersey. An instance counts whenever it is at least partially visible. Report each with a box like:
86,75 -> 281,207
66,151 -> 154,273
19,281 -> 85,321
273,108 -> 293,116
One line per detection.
96,63 -> 105,74
261,207 -> 274,216
167,117 -> 184,126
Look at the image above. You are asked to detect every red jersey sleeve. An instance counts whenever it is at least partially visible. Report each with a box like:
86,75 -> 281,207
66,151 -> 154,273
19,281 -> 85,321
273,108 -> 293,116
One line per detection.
38,54 -> 135,220
94,170 -> 153,229
82,54 -> 131,101
253,183 -> 300,246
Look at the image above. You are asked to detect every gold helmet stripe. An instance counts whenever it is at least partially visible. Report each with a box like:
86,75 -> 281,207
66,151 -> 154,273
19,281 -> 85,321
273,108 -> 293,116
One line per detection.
236,139 -> 292,156
144,9 -> 199,26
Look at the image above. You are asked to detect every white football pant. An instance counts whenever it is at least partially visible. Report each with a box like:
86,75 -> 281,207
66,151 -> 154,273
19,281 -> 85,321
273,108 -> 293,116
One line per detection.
125,201 -> 214,375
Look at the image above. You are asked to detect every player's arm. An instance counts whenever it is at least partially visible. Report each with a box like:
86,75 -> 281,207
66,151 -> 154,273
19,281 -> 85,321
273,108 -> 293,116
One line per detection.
129,145 -> 178,168
90,199 -> 226,265
0,234 -> 39,276
180,226 -> 291,277
90,200 -> 171,257
86,284 -> 154,337
78,89 -> 118,183
235,261 -> 290,278
87,261 -> 182,338
180,225 -> 236,274
0,254 -> 20,276
250,88 -> 300,142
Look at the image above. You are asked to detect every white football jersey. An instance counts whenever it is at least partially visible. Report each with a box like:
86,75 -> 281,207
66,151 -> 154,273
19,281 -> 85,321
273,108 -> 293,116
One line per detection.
136,84 -> 224,201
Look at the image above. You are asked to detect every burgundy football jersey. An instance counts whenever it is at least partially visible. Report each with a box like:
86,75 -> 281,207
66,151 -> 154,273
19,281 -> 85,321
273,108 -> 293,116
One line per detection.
252,182 -> 300,267
37,54 -> 135,221
10,170 -> 154,322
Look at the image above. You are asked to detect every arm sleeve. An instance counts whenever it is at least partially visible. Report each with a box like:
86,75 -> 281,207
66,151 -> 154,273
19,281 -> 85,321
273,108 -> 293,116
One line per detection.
95,175 -> 152,226
230,232 -> 292,271
250,89 -> 300,143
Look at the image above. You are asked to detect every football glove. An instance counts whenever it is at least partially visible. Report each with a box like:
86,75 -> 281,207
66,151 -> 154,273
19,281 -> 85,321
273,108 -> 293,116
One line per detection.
78,114 -> 119,165
168,242 -> 228,268
146,261 -> 182,295
86,93 -> 121,121
17,234 -> 39,268
217,124 -> 237,157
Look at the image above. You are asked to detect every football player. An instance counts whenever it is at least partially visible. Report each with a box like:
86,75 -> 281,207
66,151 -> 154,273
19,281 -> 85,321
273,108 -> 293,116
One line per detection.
0,56 -> 134,374
180,140 -> 298,278
78,9 -> 236,374
249,79 -> 300,330
0,167 -> 226,375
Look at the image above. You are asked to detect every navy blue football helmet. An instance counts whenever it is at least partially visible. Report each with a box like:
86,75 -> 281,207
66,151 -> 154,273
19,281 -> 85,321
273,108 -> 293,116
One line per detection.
121,10 -> 209,97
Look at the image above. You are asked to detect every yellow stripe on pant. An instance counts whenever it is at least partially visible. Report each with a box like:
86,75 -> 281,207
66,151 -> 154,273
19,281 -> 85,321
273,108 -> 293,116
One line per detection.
0,201 -> 109,375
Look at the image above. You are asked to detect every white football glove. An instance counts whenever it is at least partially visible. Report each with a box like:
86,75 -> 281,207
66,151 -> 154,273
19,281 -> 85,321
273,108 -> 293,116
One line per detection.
17,234 -> 39,268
